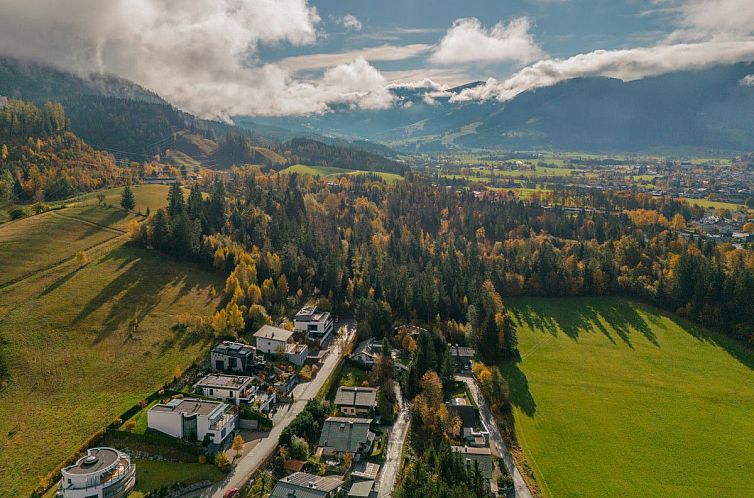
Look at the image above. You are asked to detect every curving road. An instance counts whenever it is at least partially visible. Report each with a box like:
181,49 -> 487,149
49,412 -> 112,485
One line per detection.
455,374 -> 533,498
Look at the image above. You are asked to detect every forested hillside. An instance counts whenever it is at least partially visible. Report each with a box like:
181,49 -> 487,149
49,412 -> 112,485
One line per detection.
286,138 -> 406,175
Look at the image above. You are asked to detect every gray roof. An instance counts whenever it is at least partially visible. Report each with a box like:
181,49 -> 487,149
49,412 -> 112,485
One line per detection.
149,398 -> 226,417
334,386 -> 378,408
212,340 -> 256,358
318,417 -> 373,453
451,446 -> 494,480
270,472 -> 344,498
351,461 -> 380,480
448,405 -> 479,430
254,324 -> 294,342
348,480 -> 375,497
351,338 -> 382,359
449,346 -> 475,359
194,374 -> 253,390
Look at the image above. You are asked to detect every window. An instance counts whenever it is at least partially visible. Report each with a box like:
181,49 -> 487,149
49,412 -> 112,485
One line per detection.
229,357 -> 237,368
209,388 -> 214,395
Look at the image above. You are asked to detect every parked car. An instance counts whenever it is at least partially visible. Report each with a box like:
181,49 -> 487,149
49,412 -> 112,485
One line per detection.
224,488 -> 239,498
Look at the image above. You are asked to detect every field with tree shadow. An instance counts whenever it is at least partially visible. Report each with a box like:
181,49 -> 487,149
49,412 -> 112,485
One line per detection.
0,212 -> 221,497
499,296 -> 754,498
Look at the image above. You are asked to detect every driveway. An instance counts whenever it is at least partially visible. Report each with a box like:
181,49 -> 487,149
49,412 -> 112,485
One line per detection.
190,324 -> 356,498
376,382 -> 410,497
456,374 -> 533,498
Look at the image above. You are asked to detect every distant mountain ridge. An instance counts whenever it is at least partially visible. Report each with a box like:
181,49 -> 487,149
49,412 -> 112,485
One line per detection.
241,63 -> 754,154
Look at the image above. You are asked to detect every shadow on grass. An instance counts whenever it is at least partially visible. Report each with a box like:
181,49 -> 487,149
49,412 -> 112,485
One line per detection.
71,245 -> 220,345
508,297 -> 659,349
499,360 -> 537,417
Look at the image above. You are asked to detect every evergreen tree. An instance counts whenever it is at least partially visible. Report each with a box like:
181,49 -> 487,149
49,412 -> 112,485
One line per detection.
120,185 -> 135,211
167,182 -> 185,217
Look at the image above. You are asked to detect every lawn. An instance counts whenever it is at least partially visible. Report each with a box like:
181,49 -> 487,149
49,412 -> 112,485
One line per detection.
0,206 -> 222,497
338,364 -> 371,388
69,184 -> 174,214
130,459 -> 225,497
678,198 -> 745,212
499,297 -> 754,498
280,164 -> 403,183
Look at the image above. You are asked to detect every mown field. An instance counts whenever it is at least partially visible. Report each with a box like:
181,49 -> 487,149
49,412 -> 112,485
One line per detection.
280,163 -> 403,183
500,297 -> 754,498
678,197 -> 746,212
0,193 -> 222,497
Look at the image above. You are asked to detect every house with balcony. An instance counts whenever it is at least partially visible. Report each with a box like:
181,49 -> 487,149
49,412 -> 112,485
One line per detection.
56,447 -> 136,498
193,374 -> 255,405
147,398 -> 237,445
210,340 -> 261,373
334,386 -> 378,417
270,472 -> 344,498
254,325 -> 294,354
318,417 -> 375,460
285,342 -> 309,366
294,305 -> 334,344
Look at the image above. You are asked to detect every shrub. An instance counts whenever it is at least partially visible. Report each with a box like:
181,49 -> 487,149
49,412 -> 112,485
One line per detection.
198,454 -> 206,464
123,420 -> 137,432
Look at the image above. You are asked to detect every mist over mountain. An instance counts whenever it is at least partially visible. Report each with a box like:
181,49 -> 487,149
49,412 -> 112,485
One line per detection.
239,63 -> 754,154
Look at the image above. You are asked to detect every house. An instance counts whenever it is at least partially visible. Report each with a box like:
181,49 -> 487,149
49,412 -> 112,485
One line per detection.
57,447 -> 136,498
210,341 -> 260,373
193,374 -> 255,405
318,417 -> 374,459
348,480 -> 378,498
254,390 -> 276,413
254,325 -> 294,354
449,346 -> 475,370
147,398 -> 237,445
270,472 -> 344,498
285,342 -> 309,366
334,386 -> 378,417
351,461 -> 380,481
294,305 -> 334,344
274,373 -> 298,395
452,446 -> 494,486
447,404 -> 490,447
350,338 -> 383,367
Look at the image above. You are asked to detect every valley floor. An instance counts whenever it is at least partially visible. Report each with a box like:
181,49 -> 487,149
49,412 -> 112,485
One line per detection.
500,297 -> 754,498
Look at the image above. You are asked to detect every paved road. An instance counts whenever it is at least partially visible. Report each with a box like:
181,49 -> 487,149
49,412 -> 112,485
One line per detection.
456,374 -> 533,498
376,382 -> 410,497
191,324 -> 355,498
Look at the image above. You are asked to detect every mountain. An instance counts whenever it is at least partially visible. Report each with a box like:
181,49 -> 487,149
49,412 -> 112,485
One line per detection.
240,63 -> 754,154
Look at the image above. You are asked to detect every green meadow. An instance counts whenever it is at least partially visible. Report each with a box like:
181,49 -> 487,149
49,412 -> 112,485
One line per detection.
501,297 -> 754,498
280,163 -> 403,183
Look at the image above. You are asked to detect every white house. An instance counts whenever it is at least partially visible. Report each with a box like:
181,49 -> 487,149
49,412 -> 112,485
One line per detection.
193,374 -> 255,405
210,341 -> 260,373
285,343 -> 309,366
294,305 -> 334,344
57,447 -> 136,498
350,338 -> 383,367
147,398 -> 237,445
254,325 -> 294,354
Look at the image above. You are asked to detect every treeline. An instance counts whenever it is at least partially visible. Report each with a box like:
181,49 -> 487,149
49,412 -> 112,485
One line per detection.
0,99 -> 124,203
133,168 -> 754,350
286,138 -> 406,175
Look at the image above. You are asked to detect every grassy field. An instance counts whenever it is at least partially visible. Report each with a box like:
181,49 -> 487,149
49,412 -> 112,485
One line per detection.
130,459 -> 225,497
0,197 -> 222,497
280,164 -> 403,183
500,297 -> 754,498
678,198 -> 745,212
69,184 -> 173,214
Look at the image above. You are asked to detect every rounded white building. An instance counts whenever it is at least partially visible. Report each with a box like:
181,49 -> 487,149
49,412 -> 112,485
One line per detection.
56,447 -> 136,498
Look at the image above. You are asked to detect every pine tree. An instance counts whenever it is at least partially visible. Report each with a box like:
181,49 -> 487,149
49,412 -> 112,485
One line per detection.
167,182 -> 185,217
120,185 -> 135,211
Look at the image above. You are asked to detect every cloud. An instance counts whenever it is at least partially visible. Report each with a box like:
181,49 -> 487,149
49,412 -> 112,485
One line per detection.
430,17 -> 544,65
741,74 -> 754,86
663,0 -> 754,41
452,41 -> 754,102
276,44 -> 432,74
0,0 -> 397,117
337,13 -> 362,31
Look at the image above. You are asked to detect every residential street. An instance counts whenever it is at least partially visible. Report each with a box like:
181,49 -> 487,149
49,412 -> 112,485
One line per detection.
376,382 -> 410,497
190,324 -> 355,498
456,374 -> 533,498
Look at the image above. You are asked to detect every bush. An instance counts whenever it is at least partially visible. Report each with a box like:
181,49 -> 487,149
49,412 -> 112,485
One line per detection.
214,451 -> 231,472
123,420 -> 137,432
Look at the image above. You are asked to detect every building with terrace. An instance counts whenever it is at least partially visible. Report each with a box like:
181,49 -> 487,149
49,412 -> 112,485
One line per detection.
147,398 -> 237,445
210,340 -> 261,373
56,447 -> 135,498
294,305 -> 334,344
193,373 -> 255,405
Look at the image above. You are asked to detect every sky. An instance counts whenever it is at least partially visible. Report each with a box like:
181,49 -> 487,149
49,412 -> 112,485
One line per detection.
1,0 -> 754,117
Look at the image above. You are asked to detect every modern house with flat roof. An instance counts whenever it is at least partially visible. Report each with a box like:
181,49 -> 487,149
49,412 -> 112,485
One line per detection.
254,325 -> 294,354
451,445 -> 494,487
210,340 -> 260,373
285,342 -> 309,366
294,305 -> 334,344
318,417 -> 374,459
148,398 -> 237,445
56,447 -> 136,498
270,472 -> 344,498
193,374 -> 255,405
334,386 -> 378,417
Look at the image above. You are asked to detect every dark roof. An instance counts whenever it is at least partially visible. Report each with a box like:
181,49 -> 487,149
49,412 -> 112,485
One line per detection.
449,346 -> 475,358
334,386 -> 378,408
451,446 -> 494,480
212,340 -> 256,358
64,448 -> 119,475
447,405 -> 479,429
318,417 -> 373,453
270,472 -> 344,498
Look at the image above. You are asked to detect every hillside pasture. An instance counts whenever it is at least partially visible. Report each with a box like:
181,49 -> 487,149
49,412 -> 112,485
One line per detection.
280,164 -> 403,183
0,201 -> 222,497
500,297 -> 754,498
69,184 -> 173,214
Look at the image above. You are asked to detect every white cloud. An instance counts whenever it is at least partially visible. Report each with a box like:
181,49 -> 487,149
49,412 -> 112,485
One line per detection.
741,74 -> 754,86
430,17 -> 544,65
337,13 -> 362,31
277,44 -> 432,74
664,0 -> 754,41
452,41 -> 754,103
0,0 -> 398,117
